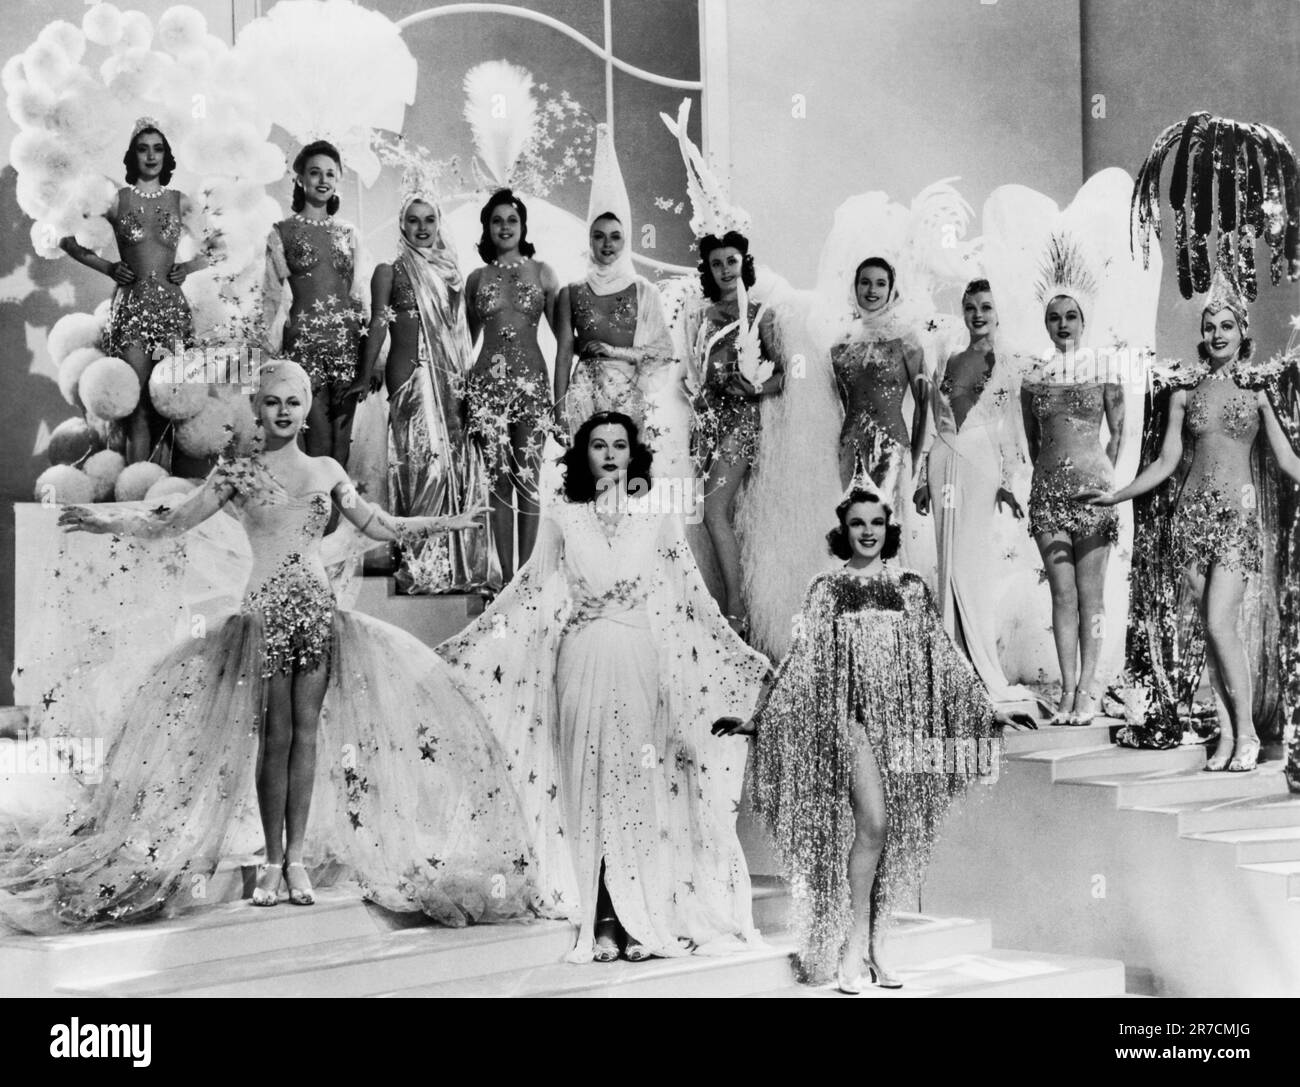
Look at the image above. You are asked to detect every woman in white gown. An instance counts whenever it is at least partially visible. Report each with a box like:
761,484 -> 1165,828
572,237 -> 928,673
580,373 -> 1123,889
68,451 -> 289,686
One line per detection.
0,361 -> 533,933
915,279 -> 1042,712
439,410 -> 770,962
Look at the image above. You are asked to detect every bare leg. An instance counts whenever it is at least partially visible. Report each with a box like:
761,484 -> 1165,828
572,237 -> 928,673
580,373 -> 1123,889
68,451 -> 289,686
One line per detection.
703,438 -> 749,629
1202,562 -> 1256,750
255,673 -> 293,898
303,395 -> 331,458
329,386 -> 356,469
122,343 -> 153,464
1035,531 -> 1080,715
283,662 -> 327,903
1181,563 -> 1230,766
512,421 -> 539,569
839,735 -> 887,981
490,470 -> 516,583
1072,533 -> 1111,717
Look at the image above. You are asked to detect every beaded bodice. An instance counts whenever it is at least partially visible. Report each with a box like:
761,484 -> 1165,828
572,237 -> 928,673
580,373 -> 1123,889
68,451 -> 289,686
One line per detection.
1025,379 -> 1110,469
571,283 -> 638,348
115,188 -> 182,248
474,266 -> 546,323
391,261 -> 419,316
276,218 -> 354,281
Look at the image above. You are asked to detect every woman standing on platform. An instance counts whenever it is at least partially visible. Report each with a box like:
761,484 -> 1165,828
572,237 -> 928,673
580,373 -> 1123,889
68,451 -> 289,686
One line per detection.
1021,253 -> 1125,726
439,410 -> 769,964
462,189 -> 560,582
715,489 -> 1023,992
554,124 -> 674,436
914,280 -> 1041,712
59,118 -> 207,464
691,231 -> 786,635
0,360 -> 532,933
350,192 -> 498,594
263,141 -> 366,464
1077,271 -> 1300,770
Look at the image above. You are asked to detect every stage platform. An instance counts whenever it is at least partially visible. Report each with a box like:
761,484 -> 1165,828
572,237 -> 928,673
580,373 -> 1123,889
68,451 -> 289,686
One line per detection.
925,720 -> 1300,997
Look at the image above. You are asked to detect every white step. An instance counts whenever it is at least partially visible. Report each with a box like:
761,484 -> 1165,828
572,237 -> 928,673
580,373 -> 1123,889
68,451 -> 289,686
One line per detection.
748,948 -> 1126,998
1001,720 -> 1116,755
1017,743 -> 1205,780
1185,825 -> 1300,864
1063,763 -> 1288,807
1238,860 -> 1300,899
1163,793 -> 1300,835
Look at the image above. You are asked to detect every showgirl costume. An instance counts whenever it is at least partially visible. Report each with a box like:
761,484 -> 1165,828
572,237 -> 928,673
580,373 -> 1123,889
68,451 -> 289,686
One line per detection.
750,568 -> 994,983
439,492 -> 770,961
264,214 -> 366,398
0,450 -> 532,934
103,185 -> 195,360
563,125 -> 674,436
1121,347 -> 1300,751
383,193 -> 499,594
926,347 -> 1041,710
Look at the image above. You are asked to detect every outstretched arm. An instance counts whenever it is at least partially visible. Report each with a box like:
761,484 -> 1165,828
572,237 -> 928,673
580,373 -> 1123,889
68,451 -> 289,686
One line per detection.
59,472 -> 230,537
1078,388 -> 1186,505
327,462 -> 484,542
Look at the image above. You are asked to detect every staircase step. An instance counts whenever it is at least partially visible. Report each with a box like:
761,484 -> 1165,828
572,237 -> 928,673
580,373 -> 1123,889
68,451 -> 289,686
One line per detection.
1238,860 -> 1300,899
747,948 -> 1126,998
1001,720 -> 1116,755
1017,743 -> 1205,780
57,919 -> 579,998
1063,763 -> 1288,807
1136,793 -> 1300,835
1186,825 -> 1300,864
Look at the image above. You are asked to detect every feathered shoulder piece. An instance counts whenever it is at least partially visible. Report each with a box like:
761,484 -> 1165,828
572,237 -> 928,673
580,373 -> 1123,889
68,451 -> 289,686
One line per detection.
1147,357 -> 1207,391
1234,346 -> 1300,390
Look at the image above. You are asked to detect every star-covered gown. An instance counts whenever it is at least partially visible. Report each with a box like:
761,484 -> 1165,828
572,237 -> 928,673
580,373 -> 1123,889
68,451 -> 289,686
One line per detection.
0,457 -> 533,934
438,492 -> 770,961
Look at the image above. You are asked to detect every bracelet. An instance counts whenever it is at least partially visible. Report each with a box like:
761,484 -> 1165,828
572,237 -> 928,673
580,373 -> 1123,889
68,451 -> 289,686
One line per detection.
358,509 -> 376,533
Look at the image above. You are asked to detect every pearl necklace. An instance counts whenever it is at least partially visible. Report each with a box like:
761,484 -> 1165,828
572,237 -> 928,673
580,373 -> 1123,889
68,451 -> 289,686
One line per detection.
292,213 -> 334,228
130,185 -> 167,200
492,256 -> 530,270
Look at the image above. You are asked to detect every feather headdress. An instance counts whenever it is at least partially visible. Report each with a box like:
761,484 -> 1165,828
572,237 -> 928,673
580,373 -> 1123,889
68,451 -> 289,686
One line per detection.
462,60 -> 537,189
1034,232 -> 1100,314
659,97 -> 750,240
1131,111 -> 1300,300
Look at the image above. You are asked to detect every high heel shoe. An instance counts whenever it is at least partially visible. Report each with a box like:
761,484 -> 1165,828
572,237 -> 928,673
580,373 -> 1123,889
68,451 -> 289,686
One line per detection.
865,956 -> 903,989
284,861 -> 315,906
1069,688 -> 1100,727
593,918 -> 620,963
1227,736 -> 1261,773
251,862 -> 282,907
1204,732 -> 1234,772
835,967 -> 864,995
1049,687 -> 1077,727
622,936 -> 653,963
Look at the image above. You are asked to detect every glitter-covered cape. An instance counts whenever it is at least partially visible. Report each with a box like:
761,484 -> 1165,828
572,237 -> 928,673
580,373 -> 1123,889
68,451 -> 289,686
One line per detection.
437,494 -> 771,959
0,457 -> 534,933
750,568 -> 996,984
1122,358 -> 1300,753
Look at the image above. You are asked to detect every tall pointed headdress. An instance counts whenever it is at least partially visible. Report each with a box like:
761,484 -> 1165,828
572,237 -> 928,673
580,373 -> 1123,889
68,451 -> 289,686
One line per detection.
1034,233 -> 1100,316
585,123 -> 636,295
659,98 -> 750,240
1202,263 -> 1250,331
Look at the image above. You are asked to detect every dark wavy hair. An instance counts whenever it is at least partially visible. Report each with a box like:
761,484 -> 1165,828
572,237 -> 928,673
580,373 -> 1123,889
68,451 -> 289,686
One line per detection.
698,231 -> 756,302
123,127 -> 176,186
291,141 -> 343,215
826,488 -> 902,561
962,277 -> 993,301
477,189 -> 537,263
561,411 -> 654,503
854,256 -> 896,297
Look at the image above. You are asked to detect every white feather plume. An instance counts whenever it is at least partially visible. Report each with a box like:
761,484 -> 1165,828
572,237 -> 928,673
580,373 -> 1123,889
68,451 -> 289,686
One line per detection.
463,60 -> 537,188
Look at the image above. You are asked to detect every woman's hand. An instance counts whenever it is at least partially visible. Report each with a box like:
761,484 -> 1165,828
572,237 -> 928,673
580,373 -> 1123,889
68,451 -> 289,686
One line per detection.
368,367 -> 385,394
995,487 -> 1024,519
580,339 -> 614,360
725,374 -> 761,399
109,261 -> 136,285
436,505 -> 491,533
913,482 -> 931,516
993,708 -> 1038,731
711,716 -> 755,737
58,506 -> 113,534
344,379 -> 370,403
167,262 -> 190,285
1072,487 -> 1117,507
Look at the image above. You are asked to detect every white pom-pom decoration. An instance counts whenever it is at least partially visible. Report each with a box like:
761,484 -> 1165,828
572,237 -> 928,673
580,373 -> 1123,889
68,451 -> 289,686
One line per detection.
37,22 -> 87,66
84,4 -> 125,48
1,55 -> 26,95
148,352 -> 210,420
114,461 -> 168,501
118,11 -> 153,51
175,400 -> 233,457
157,7 -> 207,55
84,411 -> 120,445
6,84 -> 57,127
58,346 -> 104,407
48,312 -> 104,365
23,40 -> 76,92
92,298 -> 112,325
73,215 -> 114,252
145,475 -> 197,501
46,416 -> 103,464
83,449 -> 127,500
79,356 -> 140,420
35,465 -> 96,505
29,220 -> 63,259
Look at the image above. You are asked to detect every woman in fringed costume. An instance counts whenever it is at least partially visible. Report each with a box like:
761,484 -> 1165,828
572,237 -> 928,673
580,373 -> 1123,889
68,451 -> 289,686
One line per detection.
1092,112 -> 1300,773
716,489 -> 1024,991
351,192 -> 499,594
463,189 -> 560,581
554,124 -> 674,442
1079,272 -> 1300,771
0,361 -> 533,932
59,118 -> 207,465
439,411 -> 769,963
263,141 -> 367,464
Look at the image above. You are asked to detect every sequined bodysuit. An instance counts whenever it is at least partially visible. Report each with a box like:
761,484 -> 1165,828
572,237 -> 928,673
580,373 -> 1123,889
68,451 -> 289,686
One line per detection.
693,302 -> 778,469
273,218 -> 362,389
1024,378 -> 1120,543
1172,375 -> 1262,573
566,283 -> 646,426
105,187 -> 193,358
832,334 -> 921,486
